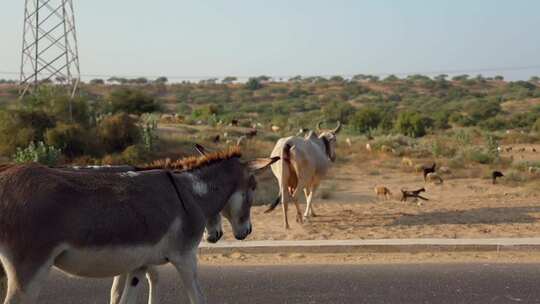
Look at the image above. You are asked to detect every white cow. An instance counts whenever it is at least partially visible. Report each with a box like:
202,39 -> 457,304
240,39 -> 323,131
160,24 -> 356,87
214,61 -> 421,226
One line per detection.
265,121 -> 341,229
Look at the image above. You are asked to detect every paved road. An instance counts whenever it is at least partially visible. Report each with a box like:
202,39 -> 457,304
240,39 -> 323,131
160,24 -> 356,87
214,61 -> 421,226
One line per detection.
30,264 -> 540,303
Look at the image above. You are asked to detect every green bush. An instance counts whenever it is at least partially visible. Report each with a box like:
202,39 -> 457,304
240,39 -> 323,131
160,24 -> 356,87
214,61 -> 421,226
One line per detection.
108,89 -> 160,115
467,149 -> 495,164
45,123 -> 89,158
533,118 -> 540,133
140,119 -> 158,151
350,107 -> 381,134
322,101 -> 355,124
245,78 -> 262,90
120,145 -> 147,164
98,113 -> 140,153
395,112 -> 427,138
0,109 -> 55,156
13,141 -> 61,166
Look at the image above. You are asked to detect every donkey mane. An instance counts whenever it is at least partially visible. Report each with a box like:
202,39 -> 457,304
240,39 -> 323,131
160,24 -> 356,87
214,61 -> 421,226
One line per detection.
138,146 -> 242,172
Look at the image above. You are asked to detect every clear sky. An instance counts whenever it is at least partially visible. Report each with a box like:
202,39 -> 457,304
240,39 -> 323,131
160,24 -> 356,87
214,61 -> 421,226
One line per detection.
1,0 -> 540,81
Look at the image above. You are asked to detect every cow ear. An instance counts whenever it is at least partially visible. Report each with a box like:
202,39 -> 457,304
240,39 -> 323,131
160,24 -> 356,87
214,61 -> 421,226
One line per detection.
246,157 -> 280,173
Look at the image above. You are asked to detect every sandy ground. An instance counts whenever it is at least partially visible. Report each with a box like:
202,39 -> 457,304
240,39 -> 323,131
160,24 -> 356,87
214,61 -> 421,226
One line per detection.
219,146 -> 540,241
199,251 -> 540,266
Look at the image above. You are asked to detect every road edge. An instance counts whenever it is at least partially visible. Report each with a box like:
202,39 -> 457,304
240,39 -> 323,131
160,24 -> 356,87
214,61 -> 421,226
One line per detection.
198,238 -> 540,255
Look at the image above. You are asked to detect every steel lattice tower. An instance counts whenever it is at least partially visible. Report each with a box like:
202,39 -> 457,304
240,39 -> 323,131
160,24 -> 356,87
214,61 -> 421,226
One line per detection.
19,0 -> 80,98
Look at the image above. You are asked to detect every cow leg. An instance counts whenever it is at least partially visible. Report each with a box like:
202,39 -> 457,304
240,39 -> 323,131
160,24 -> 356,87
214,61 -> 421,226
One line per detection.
280,186 -> 291,229
289,188 -> 303,224
293,198 -> 303,224
304,183 -> 320,219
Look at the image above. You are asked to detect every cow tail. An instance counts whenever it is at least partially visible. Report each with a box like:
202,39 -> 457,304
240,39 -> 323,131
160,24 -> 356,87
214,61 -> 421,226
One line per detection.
265,143 -> 292,213
264,194 -> 281,213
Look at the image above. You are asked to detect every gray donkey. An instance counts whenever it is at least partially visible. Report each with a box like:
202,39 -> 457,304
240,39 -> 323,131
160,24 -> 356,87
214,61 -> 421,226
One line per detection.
0,147 -> 278,304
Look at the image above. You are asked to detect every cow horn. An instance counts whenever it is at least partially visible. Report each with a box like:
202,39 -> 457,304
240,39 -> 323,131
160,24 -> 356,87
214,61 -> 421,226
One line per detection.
317,121 -> 323,132
332,121 -> 342,133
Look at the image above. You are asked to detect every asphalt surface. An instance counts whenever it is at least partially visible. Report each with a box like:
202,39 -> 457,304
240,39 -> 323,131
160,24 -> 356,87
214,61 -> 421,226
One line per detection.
24,264 -> 540,303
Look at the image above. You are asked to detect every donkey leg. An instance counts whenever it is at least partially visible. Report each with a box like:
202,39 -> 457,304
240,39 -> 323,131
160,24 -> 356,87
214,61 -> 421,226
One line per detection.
118,269 -> 145,304
171,251 -> 205,304
1,255 -> 52,304
110,275 -> 127,304
146,267 -> 160,304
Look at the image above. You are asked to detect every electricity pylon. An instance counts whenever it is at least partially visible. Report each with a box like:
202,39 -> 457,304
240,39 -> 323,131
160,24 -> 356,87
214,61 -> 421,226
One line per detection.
19,0 -> 80,99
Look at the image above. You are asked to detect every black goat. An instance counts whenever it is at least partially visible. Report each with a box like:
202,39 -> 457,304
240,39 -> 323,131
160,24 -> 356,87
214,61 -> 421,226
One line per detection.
492,171 -> 504,184
423,163 -> 436,181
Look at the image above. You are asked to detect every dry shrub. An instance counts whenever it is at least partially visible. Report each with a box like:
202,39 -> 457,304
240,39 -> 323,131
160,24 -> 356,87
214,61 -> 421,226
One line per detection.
45,123 -> 89,157
501,132 -> 540,144
98,113 -> 140,153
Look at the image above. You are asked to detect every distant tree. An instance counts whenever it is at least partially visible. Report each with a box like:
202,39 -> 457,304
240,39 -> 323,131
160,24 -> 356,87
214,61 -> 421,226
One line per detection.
329,75 -> 345,82
245,78 -> 263,90
222,76 -> 237,84
288,75 -> 302,82
452,74 -> 469,81
155,76 -> 168,84
89,78 -> 105,85
530,76 -> 540,83
383,74 -> 399,82
434,74 -> 448,81
475,74 -> 486,83
352,74 -> 368,81
494,75 -> 504,81
129,77 -> 149,85
256,75 -> 271,82
200,78 -> 218,85
407,74 -> 430,82
366,75 -> 380,82
108,88 -> 160,114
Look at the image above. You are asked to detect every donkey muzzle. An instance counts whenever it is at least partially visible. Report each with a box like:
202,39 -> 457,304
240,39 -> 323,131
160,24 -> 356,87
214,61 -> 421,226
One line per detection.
206,230 -> 223,243
234,223 -> 252,240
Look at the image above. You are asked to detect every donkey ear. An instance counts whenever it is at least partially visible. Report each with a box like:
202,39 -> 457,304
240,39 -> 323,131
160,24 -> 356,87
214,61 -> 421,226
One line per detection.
194,144 -> 208,156
246,157 -> 280,173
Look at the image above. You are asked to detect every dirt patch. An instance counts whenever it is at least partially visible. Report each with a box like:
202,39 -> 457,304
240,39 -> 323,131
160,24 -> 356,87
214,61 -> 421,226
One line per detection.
199,251 -> 540,266
221,159 -> 540,241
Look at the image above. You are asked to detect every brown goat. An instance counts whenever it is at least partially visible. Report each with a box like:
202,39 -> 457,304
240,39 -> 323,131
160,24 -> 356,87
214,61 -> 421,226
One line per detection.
400,188 -> 429,202
374,186 -> 393,200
